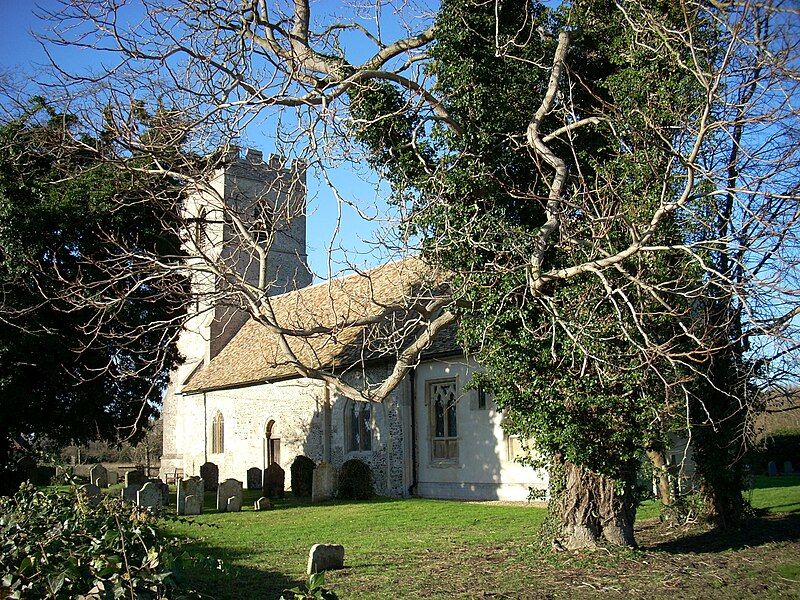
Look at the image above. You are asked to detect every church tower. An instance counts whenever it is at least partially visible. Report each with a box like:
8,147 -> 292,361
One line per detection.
159,148 -> 311,479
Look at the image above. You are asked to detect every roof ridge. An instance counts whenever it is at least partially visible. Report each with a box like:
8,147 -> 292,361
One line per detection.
267,254 -> 422,300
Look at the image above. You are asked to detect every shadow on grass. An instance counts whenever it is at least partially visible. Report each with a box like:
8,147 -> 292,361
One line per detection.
190,489 -> 400,514
645,512 -> 800,554
174,538 -> 302,600
750,474 -> 800,489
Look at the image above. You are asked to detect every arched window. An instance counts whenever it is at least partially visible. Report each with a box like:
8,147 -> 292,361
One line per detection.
345,400 -> 372,453
265,420 -> 280,466
211,411 -> 224,454
429,379 -> 458,462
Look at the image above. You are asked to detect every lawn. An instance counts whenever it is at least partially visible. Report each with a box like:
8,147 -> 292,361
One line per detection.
162,478 -> 800,599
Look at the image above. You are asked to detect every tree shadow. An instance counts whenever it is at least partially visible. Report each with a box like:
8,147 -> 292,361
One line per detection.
173,537 -> 302,600
642,512 -> 800,554
750,474 -> 800,489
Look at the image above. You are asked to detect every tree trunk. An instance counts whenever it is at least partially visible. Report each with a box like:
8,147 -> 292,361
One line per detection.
554,460 -> 638,550
646,445 -> 673,506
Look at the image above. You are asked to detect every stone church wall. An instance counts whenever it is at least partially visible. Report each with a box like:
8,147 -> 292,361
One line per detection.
178,379 -> 327,486
329,366 -> 410,497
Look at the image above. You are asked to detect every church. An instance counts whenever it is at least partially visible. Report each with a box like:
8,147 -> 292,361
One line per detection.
159,148 -> 548,500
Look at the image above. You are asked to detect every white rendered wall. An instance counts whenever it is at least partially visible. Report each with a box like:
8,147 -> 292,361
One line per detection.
413,357 -> 548,501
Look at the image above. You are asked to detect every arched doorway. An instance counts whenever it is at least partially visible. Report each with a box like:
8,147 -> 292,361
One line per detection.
264,420 -> 280,469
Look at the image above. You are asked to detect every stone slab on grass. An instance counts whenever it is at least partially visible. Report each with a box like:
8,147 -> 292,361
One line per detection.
307,544 -> 345,574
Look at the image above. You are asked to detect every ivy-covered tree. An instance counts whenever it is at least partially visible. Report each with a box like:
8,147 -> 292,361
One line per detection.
349,0 -> 720,547
0,101 -> 187,493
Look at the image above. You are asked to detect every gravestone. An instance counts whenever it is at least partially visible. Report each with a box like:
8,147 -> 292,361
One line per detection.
125,470 -> 146,488
312,462 -> 337,503
107,470 -> 118,486
312,463 -> 337,503
121,484 -> 139,503
263,463 -> 285,499
55,465 -> 73,481
247,467 -> 262,489
227,495 -> 243,512
147,478 -> 169,505
784,461 -> 794,475
200,462 -> 219,491
307,544 -> 345,574
79,483 -> 102,507
184,494 -> 203,515
137,482 -> 162,514
254,497 -> 272,511
177,476 -> 204,516
216,478 -> 243,512
89,464 -> 108,488
768,461 -> 778,476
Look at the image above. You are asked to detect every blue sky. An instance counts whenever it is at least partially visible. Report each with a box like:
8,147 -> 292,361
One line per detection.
0,0 -> 404,281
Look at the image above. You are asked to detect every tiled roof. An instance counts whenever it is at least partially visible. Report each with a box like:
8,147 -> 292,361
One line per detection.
182,257 -> 459,393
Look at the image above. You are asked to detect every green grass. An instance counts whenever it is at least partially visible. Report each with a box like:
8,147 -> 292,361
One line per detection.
635,474 -> 800,521
749,474 -> 800,513
157,478 -> 800,599
165,493 -> 545,598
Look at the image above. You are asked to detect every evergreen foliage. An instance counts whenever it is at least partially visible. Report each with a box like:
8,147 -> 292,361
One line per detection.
0,100 -> 187,492
350,0 -> 721,542
0,483 -> 193,599
337,459 -> 374,500
290,455 -> 316,498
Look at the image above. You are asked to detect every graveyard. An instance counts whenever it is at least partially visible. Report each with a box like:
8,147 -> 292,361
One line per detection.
74,470 -> 800,599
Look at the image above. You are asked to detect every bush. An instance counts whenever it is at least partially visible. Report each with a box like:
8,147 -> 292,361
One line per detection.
281,572 -> 338,600
290,455 -> 316,498
0,483 -> 193,599
337,459 -> 374,500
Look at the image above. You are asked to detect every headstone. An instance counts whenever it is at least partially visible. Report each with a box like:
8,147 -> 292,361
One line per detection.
254,496 -> 272,511
263,463 -> 285,499
55,465 -> 73,480
216,478 -> 243,512
227,495 -> 243,512
121,484 -> 139,503
89,464 -> 108,488
784,461 -> 794,475
311,463 -> 337,503
247,467 -> 263,489
307,544 -> 345,574
137,482 -> 162,514
200,462 -> 219,491
768,461 -> 778,476
74,464 -> 91,480
177,476 -> 204,516
184,494 -> 202,515
78,483 -> 102,507
125,470 -> 146,487
147,478 -> 169,506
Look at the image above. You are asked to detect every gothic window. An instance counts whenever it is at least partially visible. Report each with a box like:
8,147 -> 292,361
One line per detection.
265,420 -> 280,466
345,400 -> 372,453
429,379 -> 458,462
211,411 -> 224,454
